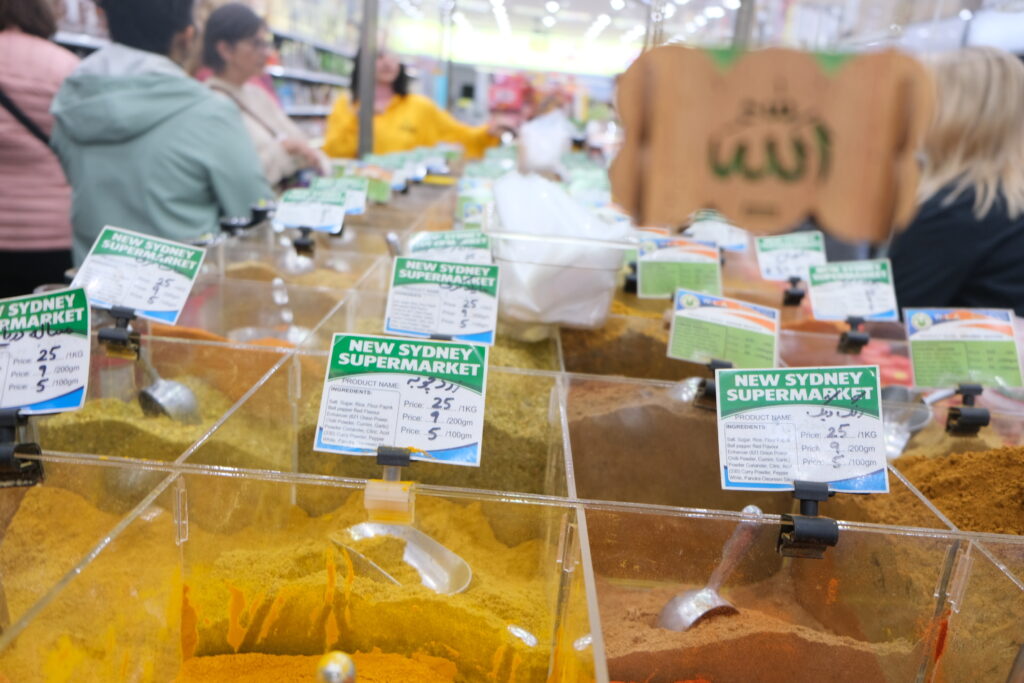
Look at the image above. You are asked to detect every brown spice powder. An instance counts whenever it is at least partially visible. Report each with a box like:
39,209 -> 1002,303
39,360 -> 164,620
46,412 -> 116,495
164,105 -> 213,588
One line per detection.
894,446 -> 1024,535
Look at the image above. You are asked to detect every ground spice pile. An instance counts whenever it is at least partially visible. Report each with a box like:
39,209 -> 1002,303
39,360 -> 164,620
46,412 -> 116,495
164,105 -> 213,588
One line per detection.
894,445 -> 1024,535
175,649 -> 457,682
599,579 -> 915,683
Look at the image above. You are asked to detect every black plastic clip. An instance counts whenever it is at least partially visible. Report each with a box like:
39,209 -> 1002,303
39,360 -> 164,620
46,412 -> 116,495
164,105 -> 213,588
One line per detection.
429,334 -> 454,341
837,316 -> 870,355
778,480 -> 839,559
219,215 -> 252,236
250,202 -> 273,224
377,446 -> 412,482
946,383 -> 989,436
623,261 -> 638,294
695,359 -> 733,408
0,409 -> 43,488
98,306 -> 140,359
782,276 -> 805,307
293,227 -> 315,257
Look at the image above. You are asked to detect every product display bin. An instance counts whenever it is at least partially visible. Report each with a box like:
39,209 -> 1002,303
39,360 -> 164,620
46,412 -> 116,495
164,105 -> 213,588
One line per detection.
564,373 -> 952,529
0,458 -> 597,683
298,287 -> 562,371
217,237 -> 384,289
887,402 -> 1024,537
779,322 -> 912,385
582,502 -> 1024,683
182,350 -> 569,498
0,455 -> 165,638
34,335 -> 290,464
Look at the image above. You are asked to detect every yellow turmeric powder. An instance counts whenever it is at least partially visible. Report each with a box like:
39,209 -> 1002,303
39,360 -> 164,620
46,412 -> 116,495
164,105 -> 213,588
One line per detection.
175,649 -> 458,682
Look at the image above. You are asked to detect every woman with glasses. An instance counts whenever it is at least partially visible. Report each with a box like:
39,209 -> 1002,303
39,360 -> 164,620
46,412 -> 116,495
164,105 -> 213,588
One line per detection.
203,3 -> 328,188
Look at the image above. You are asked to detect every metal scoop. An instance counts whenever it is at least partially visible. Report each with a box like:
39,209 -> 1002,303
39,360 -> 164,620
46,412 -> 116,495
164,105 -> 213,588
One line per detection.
333,522 -> 472,594
137,347 -> 200,424
881,386 -> 952,459
384,231 -> 402,257
659,504 -> 762,631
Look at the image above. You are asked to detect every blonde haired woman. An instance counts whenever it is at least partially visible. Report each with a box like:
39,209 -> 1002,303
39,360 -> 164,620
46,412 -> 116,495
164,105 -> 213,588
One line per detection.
890,46 -> 1024,315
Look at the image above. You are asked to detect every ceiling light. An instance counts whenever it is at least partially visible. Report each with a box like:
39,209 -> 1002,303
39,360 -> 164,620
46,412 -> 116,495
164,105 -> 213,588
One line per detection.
542,14 -> 556,27
674,0 -> 690,4
490,0 -> 504,6
959,8 -> 973,20
704,5 -> 725,18
694,14 -> 706,26
722,0 -> 741,9
597,13 -> 611,23
610,0 -> 625,11
545,0 -> 560,12
663,3 -> 676,18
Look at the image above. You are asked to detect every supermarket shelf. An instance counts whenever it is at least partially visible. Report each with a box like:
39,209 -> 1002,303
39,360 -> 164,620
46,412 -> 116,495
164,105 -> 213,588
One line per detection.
270,28 -> 354,59
283,105 -> 333,117
267,65 -> 349,88
53,30 -> 108,51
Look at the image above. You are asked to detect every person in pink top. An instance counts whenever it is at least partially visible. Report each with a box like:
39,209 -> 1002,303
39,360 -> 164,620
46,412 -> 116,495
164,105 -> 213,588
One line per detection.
0,0 -> 78,297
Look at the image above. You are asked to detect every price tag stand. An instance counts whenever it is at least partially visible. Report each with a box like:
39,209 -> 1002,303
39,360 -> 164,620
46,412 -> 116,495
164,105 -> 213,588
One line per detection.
695,359 -> 735,407
293,227 -> 316,257
364,446 -> 416,525
946,384 -> 990,436
837,316 -> 870,354
0,409 -> 42,488
782,276 -> 805,307
778,480 -> 839,559
97,306 -> 142,359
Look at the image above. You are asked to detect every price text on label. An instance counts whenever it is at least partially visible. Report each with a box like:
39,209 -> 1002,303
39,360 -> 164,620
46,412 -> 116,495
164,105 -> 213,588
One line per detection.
716,366 -> 887,493
808,258 -> 898,322
0,288 -> 90,414
755,230 -> 827,281
314,334 -> 488,466
638,238 -> 722,299
906,308 -> 1024,388
668,290 -> 779,368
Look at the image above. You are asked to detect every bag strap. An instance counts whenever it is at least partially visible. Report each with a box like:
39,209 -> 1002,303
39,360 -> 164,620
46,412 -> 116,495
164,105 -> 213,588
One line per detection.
0,84 -> 49,146
210,83 -> 281,139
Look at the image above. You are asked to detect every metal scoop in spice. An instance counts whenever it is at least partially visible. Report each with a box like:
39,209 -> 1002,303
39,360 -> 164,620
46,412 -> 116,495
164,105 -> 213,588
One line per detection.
881,386 -> 952,459
659,504 -> 762,631
137,346 -> 200,424
331,447 -> 472,595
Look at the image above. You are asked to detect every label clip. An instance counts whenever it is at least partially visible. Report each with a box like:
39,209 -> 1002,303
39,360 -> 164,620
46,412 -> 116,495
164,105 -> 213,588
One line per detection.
837,316 -> 870,355
778,480 -> 839,559
946,384 -> 990,436
0,409 -> 43,489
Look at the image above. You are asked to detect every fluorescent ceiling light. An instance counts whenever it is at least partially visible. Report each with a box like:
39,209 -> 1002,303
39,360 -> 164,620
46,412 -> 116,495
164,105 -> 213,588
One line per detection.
545,0 -> 560,12
723,0 -> 741,9
704,5 -> 725,19
542,14 -> 556,27
610,0 -> 626,11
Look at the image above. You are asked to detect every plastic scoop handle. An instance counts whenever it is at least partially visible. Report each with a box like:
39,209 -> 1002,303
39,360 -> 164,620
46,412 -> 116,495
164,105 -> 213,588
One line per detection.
707,504 -> 763,592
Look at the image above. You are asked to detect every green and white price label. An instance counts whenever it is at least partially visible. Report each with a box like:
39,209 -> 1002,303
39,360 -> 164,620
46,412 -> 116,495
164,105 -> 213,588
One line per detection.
716,366 -> 887,493
312,176 -> 369,215
385,258 -> 500,345
906,308 -> 1023,388
407,231 -> 492,265
754,230 -> 827,281
72,226 -> 205,324
808,259 -> 899,322
668,290 -> 779,368
456,187 -> 493,229
272,188 -> 347,234
0,288 -> 90,414
683,211 -> 749,252
638,238 -> 722,298
314,334 -> 488,466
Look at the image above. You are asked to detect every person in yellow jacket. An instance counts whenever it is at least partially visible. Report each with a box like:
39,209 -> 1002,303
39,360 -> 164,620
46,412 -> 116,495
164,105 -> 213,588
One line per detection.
323,50 -> 505,159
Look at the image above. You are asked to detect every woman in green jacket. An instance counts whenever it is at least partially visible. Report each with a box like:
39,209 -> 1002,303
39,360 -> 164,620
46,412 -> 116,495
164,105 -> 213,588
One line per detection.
51,0 -> 270,264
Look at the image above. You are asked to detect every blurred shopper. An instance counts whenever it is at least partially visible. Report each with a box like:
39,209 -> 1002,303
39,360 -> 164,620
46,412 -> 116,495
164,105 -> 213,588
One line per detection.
890,47 -> 1024,316
0,0 -> 78,296
51,0 -> 270,264
203,3 -> 328,189
323,50 -> 504,159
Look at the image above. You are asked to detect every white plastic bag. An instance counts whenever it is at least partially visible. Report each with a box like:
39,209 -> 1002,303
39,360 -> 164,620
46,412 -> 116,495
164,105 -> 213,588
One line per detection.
492,172 -> 629,329
518,110 -> 574,176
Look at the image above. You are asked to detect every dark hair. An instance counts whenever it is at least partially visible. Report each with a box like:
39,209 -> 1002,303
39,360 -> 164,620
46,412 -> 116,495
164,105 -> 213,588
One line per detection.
350,51 -> 410,100
97,0 -> 194,56
0,0 -> 57,39
202,3 -> 265,72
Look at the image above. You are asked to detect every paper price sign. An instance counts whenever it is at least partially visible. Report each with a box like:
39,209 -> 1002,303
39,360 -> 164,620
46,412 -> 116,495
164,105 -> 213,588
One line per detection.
312,176 -> 369,215
72,227 -> 205,324
668,290 -> 779,369
808,259 -> 899,322
906,308 -> 1023,388
456,187 -> 493,229
683,212 -> 749,252
716,366 -> 887,493
0,289 -> 90,414
408,231 -> 492,265
314,334 -> 488,466
755,231 -> 827,281
272,188 -> 347,234
638,238 -> 722,299
385,258 -> 500,345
